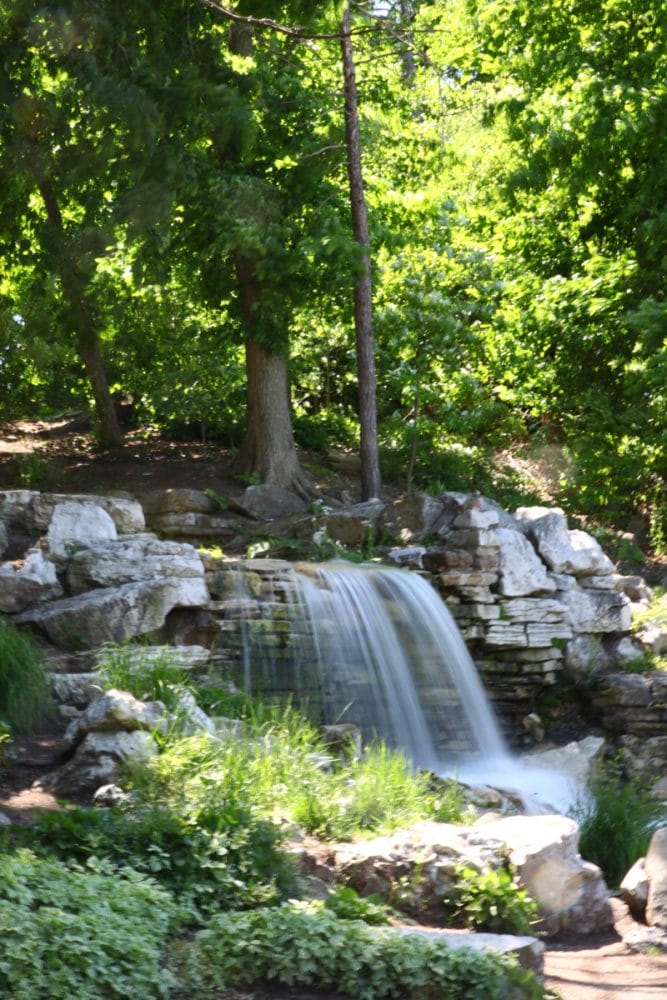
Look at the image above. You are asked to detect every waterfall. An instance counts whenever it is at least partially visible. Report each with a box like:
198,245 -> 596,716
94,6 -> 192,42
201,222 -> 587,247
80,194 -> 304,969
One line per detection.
286,561 -> 506,771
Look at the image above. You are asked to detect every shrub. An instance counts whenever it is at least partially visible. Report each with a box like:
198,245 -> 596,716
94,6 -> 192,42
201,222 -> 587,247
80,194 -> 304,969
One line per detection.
0,849 -> 177,999
0,618 -> 54,734
448,864 -> 539,936
573,763 -> 666,887
4,802 -> 295,917
172,902 -> 549,999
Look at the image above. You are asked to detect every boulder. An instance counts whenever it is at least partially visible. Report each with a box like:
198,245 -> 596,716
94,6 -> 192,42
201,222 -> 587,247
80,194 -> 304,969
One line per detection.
42,730 -> 158,797
523,736 -> 605,789
395,926 -> 544,975
378,493 -> 445,543
557,588 -> 632,634
32,493 -> 145,534
0,490 -> 36,524
563,634 -> 608,677
15,576 -> 209,648
143,511 -> 243,539
496,527 -> 556,597
233,484 -> 308,520
67,537 -> 205,593
516,508 -> 614,577
387,545 -> 425,569
477,814 -> 613,935
46,501 -> 117,560
50,672 -> 103,709
0,548 -> 62,612
320,500 -> 385,548
620,858 -> 649,916
64,689 -> 166,747
645,827 -> 667,929
140,488 -> 217,516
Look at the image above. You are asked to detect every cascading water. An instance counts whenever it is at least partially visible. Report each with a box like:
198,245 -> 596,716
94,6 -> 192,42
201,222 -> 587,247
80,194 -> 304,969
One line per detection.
227,559 -> 579,812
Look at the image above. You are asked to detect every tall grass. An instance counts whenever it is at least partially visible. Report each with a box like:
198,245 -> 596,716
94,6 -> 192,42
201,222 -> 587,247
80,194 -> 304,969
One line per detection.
129,700 -> 463,841
95,643 -> 194,712
573,763 -> 666,887
0,618 -> 53,734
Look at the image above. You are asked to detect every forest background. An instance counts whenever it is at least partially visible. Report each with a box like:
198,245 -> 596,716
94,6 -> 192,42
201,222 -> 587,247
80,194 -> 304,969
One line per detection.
1,0 -> 665,552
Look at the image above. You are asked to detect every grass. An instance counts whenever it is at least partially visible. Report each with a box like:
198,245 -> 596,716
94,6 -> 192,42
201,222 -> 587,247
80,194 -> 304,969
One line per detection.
94,643 -> 195,713
0,618 -> 54,734
572,761 -> 666,888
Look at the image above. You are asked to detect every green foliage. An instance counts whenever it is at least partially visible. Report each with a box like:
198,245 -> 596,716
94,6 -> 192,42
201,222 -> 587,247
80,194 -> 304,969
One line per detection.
448,864 -> 539,936
0,618 -> 54,734
173,901 -> 548,999
94,643 -> 193,714
0,849 -> 177,999
573,762 -> 666,888
323,887 -> 392,926
5,801 -> 294,918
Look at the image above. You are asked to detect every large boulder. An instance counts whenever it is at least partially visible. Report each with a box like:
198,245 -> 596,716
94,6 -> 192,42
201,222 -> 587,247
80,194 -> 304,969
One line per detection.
232,484 -> 308,520
516,508 -> 615,577
140,488 -> 217,516
645,827 -> 667,929
523,736 -> 606,790
557,588 -> 632,634
32,493 -> 145,534
67,537 -> 205,593
496,527 -> 556,597
378,493 -> 446,543
476,815 -> 613,935
46,501 -> 117,560
63,689 -> 167,748
0,548 -> 62,612
15,576 -> 209,648
42,730 -> 158,798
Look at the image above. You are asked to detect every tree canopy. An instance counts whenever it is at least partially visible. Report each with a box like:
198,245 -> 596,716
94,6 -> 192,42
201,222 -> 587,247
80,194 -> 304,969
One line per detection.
1,0 -> 664,545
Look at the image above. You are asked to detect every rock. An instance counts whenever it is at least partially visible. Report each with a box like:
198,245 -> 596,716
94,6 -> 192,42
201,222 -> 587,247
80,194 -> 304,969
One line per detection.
522,713 -> 545,743
50,672 -> 103,709
64,689 -> 167,747
233,484 -> 308,520
319,723 -> 362,760
0,548 -> 63,612
557,588 -> 632,634
387,546 -> 425,569
477,814 -> 613,935
496,527 -> 556,597
319,500 -> 385,548
645,827 -> 667,929
67,537 -> 205,593
93,643 -> 212,674
32,493 -> 145,534
0,812 -> 11,827
173,689 -> 215,734
46,501 -> 117,560
92,783 -> 134,807
0,490 -> 37,524
378,493 -> 445,543
42,730 -> 158,797
0,521 -> 7,557
620,858 -> 649,916
607,636 -> 646,666
563,634 -> 608,678
516,508 -> 615,577
616,575 -> 652,602
140,488 -> 217,515
592,673 -> 652,709
639,624 -> 667,655
16,576 -> 209,648
140,511 -> 242,539
395,926 -> 544,975
523,736 -> 605,789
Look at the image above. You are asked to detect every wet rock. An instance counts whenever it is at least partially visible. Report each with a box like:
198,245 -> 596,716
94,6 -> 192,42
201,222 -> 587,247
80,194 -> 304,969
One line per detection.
523,736 -> 605,788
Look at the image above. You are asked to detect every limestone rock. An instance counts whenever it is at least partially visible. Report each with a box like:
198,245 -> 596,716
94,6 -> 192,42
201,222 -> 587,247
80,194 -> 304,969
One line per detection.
15,576 -> 209,648
621,858 -> 649,916
173,689 -> 215,734
645,827 -> 667,929
395,926 -> 544,975
93,643 -> 211,674
50,672 -> 103,709
478,814 -> 613,935
67,537 -> 205,593
616,575 -> 652,602
563,634 -> 608,678
378,493 -> 445,543
523,736 -> 605,789
32,493 -> 145,534
0,548 -> 62,612
64,689 -> 166,747
557,588 -> 632,634
46,501 -> 117,560
233,483 -> 308,520
143,511 -> 242,539
0,490 -> 37,524
516,508 -> 614,577
496,527 -> 556,597
140,488 -> 217,516
42,730 -> 158,797
320,500 -> 385,547
387,545 -> 425,568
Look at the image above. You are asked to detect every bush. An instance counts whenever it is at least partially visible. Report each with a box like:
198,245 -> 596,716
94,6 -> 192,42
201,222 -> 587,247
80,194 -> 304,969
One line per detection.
172,902 -> 549,999
573,763 -> 666,887
0,618 -> 54,734
4,802 -> 295,917
0,850 -> 177,999
448,864 -> 539,936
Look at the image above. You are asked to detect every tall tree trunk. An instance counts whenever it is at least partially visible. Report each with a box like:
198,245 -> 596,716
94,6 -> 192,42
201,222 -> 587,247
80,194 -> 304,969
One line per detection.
232,257 -> 313,498
28,153 -> 122,449
340,3 -> 382,500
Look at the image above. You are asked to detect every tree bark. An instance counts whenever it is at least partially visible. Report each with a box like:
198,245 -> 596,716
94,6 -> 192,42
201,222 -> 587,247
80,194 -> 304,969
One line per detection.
232,257 -> 313,498
340,3 -> 382,500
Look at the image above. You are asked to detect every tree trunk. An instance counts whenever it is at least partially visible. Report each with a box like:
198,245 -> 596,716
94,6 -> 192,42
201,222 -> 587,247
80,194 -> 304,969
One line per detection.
77,334 -> 123,449
340,3 -> 382,500
232,257 -> 313,498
